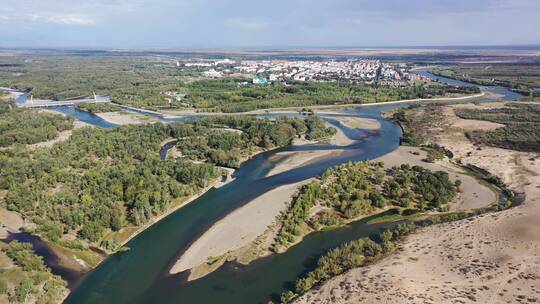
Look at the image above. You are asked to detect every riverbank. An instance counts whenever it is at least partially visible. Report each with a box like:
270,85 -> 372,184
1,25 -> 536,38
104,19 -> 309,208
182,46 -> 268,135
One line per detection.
110,177 -> 225,249
294,102 -> 540,304
158,92 -> 487,117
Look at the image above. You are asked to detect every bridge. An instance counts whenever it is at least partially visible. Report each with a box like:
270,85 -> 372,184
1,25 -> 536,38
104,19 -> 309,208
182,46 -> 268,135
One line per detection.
17,92 -> 111,108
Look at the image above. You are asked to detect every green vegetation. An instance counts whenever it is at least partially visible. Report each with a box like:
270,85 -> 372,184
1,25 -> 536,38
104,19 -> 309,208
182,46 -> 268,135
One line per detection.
430,65 -> 540,96
0,100 -> 74,147
0,241 -> 67,303
279,222 -> 417,303
391,105 -> 446,146
279,162 -> 517,303
0,123 -> 221,252
455,103 -> 540,152
175,78 -> 479,113
174,116 -> 335,168
274,161 -> 457,252
0,113 -> 330,255
0,55 -> 479,112
75,102 -> 121,114
0,56 -> 197,108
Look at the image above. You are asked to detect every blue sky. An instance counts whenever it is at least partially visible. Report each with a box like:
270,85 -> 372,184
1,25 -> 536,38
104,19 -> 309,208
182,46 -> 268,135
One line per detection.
1,0 -> 539,48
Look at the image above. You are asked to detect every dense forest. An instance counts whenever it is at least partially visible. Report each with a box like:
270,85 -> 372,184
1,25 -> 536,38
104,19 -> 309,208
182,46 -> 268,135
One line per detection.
455,103 -> 540,152
0,56 -> 194,108
1,123 -> 222,253
173,115 -> 335,168
273,161 -> 457,252
430,65 -> 540,97
0,113 -> 332,257
0,241 -> 68,303
0,100 -> 74,147
0,55 -> 479,112
173,77 -> 480,113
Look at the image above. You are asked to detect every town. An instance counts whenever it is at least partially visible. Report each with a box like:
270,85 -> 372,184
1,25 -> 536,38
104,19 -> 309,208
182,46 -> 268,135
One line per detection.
180,58 -> 429,87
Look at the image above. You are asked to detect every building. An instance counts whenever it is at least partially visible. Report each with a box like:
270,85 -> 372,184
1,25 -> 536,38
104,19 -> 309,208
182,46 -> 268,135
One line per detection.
252,76 -> 269,84
202,69 -> 223,78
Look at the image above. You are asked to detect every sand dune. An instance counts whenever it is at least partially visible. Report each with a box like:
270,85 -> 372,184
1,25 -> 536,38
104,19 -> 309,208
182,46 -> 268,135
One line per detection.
295,103 -> 540,304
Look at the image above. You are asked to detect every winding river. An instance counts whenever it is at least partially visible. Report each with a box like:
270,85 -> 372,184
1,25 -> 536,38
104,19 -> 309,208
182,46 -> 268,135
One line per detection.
2,70 -> 524,303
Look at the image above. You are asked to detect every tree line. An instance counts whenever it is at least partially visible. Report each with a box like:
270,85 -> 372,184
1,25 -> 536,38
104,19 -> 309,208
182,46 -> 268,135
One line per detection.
273,161 -> 457,252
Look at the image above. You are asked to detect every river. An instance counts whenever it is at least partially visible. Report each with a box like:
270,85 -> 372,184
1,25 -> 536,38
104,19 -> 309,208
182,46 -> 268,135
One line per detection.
1,70 -> 523,303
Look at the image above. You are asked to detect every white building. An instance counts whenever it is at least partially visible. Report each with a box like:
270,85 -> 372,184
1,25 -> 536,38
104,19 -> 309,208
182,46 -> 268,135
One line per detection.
202,69 -> 223,78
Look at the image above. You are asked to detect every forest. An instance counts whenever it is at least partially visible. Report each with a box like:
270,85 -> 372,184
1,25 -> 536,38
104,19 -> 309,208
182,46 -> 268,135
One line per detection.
273,161 -> 457,252
455,103 -> 540,152
0,112 -> 332,256
0,123 -> 223,252
173,77 -> 480,113
0,55 -> 195,108
0,241 -> 67,303
430,65 -> 540,97
173,115 -> 335,168
0,55 -> 479,112
0,100 -> 74,147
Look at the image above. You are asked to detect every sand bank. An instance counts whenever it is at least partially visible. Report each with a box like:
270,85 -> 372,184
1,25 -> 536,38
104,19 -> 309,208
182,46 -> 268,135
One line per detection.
96,111 -> 157,125
170,180 -> 312,278
0,208 -> 25,238
325,115 -> 381,130
266,150 -> 343,177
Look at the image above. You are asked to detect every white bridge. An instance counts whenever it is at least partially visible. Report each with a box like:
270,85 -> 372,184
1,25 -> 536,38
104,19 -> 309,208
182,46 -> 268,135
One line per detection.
18,91 -> 111,108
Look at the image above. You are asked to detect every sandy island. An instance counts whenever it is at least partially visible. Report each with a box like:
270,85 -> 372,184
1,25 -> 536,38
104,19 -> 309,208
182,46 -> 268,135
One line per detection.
170,180 -> 312,277
294,102 -> 540,304
96,111 -> 159,125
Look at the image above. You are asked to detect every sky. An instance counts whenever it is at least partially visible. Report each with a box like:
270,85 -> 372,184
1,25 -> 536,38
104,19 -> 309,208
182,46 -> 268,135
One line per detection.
0,0 -> 539,48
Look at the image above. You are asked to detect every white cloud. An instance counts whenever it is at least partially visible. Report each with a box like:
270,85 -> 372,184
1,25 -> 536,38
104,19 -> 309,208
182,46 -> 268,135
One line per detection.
46,14 -> 96,26
0,12 -> 96,26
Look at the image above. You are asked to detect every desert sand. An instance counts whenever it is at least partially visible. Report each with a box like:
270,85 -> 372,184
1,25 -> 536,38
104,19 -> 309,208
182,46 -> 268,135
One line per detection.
294,103 -> 540,304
